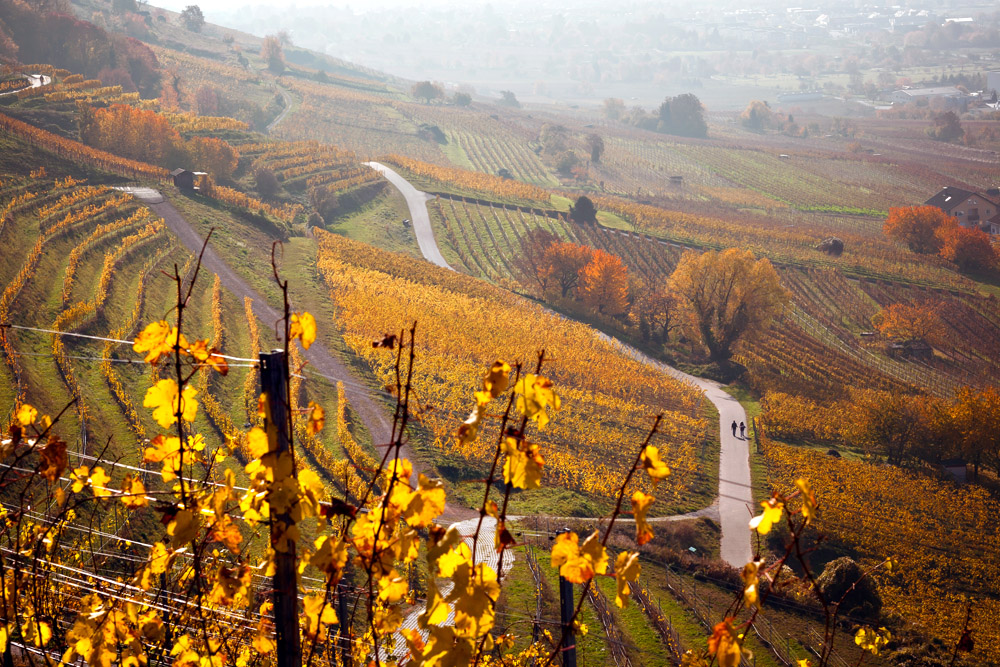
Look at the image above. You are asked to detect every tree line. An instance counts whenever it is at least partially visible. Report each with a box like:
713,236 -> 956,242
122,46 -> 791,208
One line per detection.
515,220 -> 788,364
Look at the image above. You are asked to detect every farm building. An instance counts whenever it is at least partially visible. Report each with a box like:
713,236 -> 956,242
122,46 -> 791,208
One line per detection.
925,186 -> 1000,234
890,86 -> 964,106
171,168 -> 209,190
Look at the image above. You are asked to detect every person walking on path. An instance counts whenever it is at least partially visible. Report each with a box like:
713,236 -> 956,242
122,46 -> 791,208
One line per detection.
731,420 -> 738,437
740,421 -> 746,439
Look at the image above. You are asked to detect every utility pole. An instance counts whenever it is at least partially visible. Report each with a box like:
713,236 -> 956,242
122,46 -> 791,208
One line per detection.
260,350 -> 301,667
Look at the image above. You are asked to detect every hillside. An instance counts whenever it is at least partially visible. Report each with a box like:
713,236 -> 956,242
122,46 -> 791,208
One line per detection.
0,1 -> 997,666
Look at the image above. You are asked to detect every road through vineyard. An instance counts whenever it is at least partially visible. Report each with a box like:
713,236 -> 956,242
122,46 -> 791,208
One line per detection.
369,164 -> 754,567
119,187 -> 472,524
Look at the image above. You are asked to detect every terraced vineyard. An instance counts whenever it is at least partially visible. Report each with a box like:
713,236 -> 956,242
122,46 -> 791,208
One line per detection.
241,140 -> 383,191
314,229 -> 714,513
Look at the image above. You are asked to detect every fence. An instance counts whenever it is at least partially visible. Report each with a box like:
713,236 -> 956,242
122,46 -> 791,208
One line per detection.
632,584 -> 683,665
587,584 -> 633,667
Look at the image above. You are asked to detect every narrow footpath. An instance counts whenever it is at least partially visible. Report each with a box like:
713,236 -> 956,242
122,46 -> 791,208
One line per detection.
364,165 -> 754,567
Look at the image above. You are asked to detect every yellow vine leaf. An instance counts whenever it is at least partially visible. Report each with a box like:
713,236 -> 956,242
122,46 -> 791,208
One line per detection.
475,360 -> 511,405
120,474 -> 148,508
378,571 -> 408,603
188,339 -> 229,375
614,551 -> 641,608
303,593 -> 338,641
708,619 -> 744,667
133,320 -> 187,364
144,435 -> 182,482
210,515 -> 243,553
640,445 -> 671,484
401,474 -> 447,528
456,404 -> 484,444
749,497 -> 784,535
551,530 -> 608,583
502,435 -> 544,490
447,561 -> 500,638
20,617 -> 51,648
143,379 -> 198,429
310,535 -> 349,578
290,312 -> 316,349
298,468 -> 326,519
247,427 -> 269,458
306,401 -> 324,435
855,627 -> 891,655
741,560 -> 762,608
631,490 -> 655,546
149,542 -> 171,574
514,373 -> 560,428
89,467 -> 111,498
796,478 -> 818,524
16,404 -> 37,426
418,579 -> 450,628
70,466 -> 90,493
167,509 -> 200,547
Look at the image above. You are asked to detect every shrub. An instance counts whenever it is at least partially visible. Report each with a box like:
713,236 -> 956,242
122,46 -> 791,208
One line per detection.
816,557 -> 882,619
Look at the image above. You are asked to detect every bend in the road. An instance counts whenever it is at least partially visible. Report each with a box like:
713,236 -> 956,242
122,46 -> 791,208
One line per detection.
364,162 -> 453,271
372,165 -> 754,567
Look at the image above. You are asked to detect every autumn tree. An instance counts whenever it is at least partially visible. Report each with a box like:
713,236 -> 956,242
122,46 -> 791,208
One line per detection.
79,103 -> 181,165
847,389 -> 937,464
586,133 -> 605,163
936,218 -> 997,272
186,136 -> 239,181
452,91 -> 472,106
872,302 -> 947,347
180,4 -> 204,32
669,248 -> 788,362
261,35 -> 285,73
579,249 -> 629,316
927,111 -> 963,141
740,100 -> 773,132
514,227 -> 558,292
545,241 -> 594,298
883,205 -> 949,254
946,386 -> 1000,479
412,80 -> 443,103
632,282 -> 678,345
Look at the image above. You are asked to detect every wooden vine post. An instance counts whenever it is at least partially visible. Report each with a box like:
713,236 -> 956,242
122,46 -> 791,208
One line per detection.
260,349 -> 302,667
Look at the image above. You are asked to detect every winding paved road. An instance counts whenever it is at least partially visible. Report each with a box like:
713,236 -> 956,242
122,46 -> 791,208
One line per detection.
365,165 -> 753,567
364,162 -> 452,270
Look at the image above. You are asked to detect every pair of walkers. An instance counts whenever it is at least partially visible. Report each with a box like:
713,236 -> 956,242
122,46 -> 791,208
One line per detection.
731,420 -> 746,439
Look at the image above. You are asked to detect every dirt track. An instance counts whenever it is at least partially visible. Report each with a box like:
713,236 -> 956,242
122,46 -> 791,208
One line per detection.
125,187 -> 474,522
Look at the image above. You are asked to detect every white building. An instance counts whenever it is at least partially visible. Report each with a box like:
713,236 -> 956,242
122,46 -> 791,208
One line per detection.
890,86 -> 964,105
